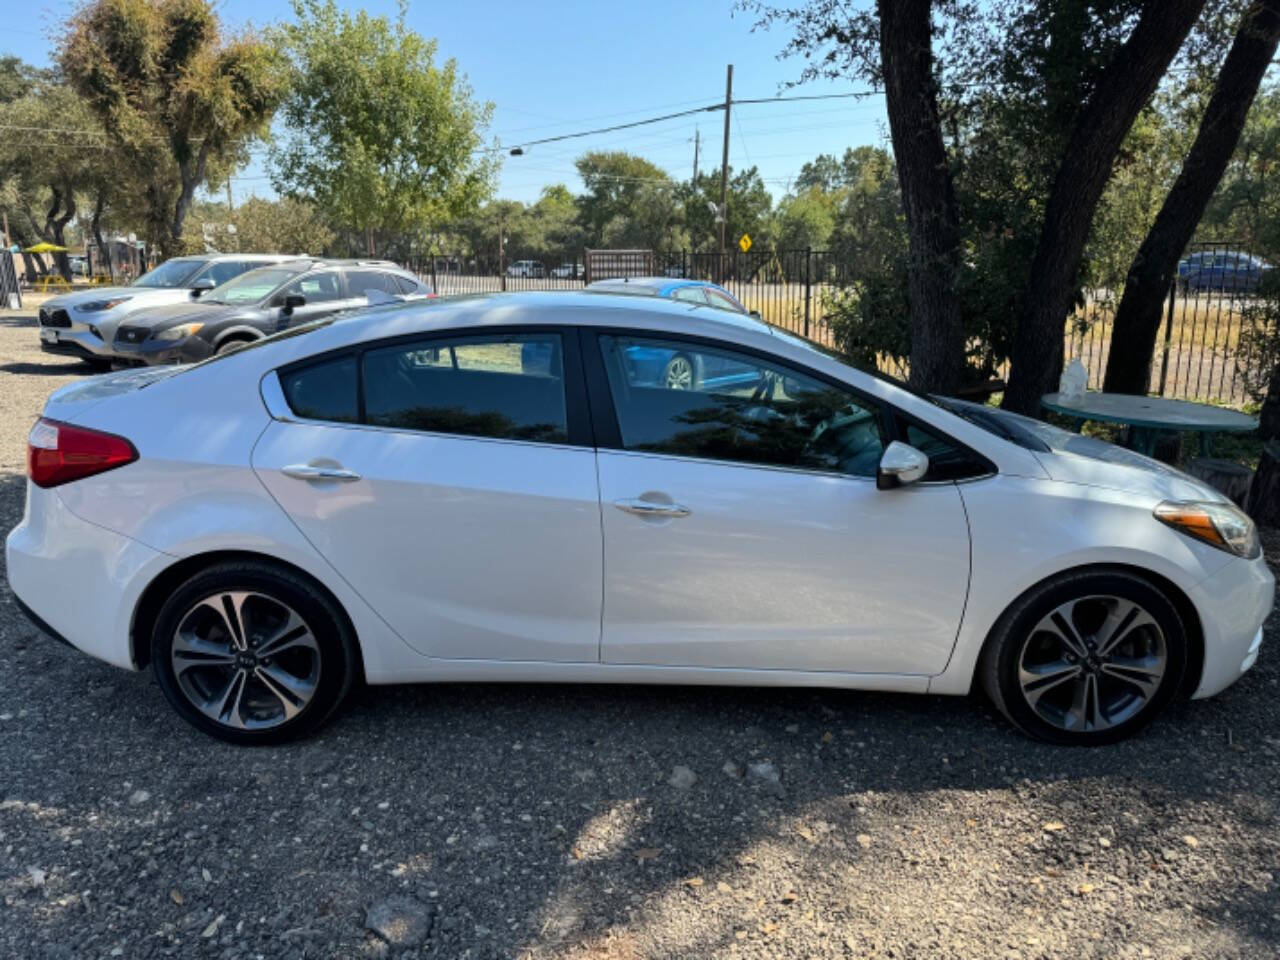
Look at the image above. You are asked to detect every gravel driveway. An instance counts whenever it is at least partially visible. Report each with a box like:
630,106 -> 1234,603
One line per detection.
1,304 -> 1278,960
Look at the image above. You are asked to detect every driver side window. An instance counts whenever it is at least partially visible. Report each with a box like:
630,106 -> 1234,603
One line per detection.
597,334 -> 885,477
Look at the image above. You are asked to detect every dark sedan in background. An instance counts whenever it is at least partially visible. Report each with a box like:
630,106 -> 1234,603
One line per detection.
111,259 -> 431,364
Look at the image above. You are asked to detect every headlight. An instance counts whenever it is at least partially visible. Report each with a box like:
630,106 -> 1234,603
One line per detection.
153,322 -> 204,341
77,297 -> 132,312
1154,500 -> 1260,559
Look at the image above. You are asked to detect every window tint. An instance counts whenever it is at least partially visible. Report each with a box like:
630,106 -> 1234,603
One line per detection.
673,286 -> 708,304
200,260 -> 252,287
282,272 -> 341,304
599,334 -> 885,476
394,275 -> 420,294
346,270 -> 399,297
362,334 -> 568,443
705,288 -> 743,313
899,419 -> 991,481
281,355 -> 358,423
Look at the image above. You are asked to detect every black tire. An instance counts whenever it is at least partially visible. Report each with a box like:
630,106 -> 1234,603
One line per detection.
151,560 -> 358,744
80,357 -> 112,372
215,336 -> 255,355
979,569 -> 1188,746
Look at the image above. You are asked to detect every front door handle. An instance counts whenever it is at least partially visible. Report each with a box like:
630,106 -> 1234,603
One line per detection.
614,498 -> 691,519
281,463 -> 361,482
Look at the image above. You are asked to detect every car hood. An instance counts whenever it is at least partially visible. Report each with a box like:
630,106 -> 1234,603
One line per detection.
44,287 -> 196,311
941,399 -> 1225,503
117,300 -> 235,328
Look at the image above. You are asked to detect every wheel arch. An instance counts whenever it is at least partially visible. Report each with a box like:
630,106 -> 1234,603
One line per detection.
211,326 -> 265,350
130,549 -> 363,682
971,562 -> 1204,699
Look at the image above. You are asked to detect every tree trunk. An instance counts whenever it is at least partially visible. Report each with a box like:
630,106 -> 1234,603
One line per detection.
1104,0 -> 1280,395
1001,0 -> 1207,416
89,189 -> 112,281
1260,356 -> 1280,441
877,0 -> 965,395
1245,440 -> 1280,527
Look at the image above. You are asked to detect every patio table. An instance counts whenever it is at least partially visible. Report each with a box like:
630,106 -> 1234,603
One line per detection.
1040,392 -> 1258,457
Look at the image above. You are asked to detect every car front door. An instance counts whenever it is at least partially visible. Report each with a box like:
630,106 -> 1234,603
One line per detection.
589,331 -> 974,676
273,271 -> 349,330
252,328 -> 603,663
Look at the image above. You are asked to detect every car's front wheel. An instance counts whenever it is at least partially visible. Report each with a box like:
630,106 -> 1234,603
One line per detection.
979,570 -> 1188,745
662,353 -> 696,390
151,561 -> 358,744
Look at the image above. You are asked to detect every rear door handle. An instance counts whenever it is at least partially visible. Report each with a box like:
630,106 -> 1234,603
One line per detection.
614,498 -> 691,519
281,464 -> 362,482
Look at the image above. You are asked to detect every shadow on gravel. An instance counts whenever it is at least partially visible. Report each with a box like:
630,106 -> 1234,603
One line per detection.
0,360 -> 88,376
0,466 -> 1276,959
0,314 -> 37,328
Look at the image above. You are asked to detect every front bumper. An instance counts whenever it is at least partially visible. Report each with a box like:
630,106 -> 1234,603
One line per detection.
1190,553 -> 1275,699
112,335 -> 213,366
6,482 -> 170,672
38,326 -> 112,359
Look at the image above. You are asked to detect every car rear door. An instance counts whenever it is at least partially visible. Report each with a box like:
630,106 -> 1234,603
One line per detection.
586,330 -> 973,677
252,327 -> 604,662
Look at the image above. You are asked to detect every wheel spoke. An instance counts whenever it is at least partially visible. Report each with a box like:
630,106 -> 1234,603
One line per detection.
1100,655 -> 1163,695
1019,660 -> 1082,711
256,612 -> 318,658
1066,672 -> 1103,731
1033,603 -> 1089,659
171,632 -> 237,675
253,664 -> 312,720
208,669 -> 248,728
1096,601 -> 1158,657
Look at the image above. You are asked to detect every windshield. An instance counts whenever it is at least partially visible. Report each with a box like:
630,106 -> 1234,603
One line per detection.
132,258 -> 203,288
203,266 -> 306,305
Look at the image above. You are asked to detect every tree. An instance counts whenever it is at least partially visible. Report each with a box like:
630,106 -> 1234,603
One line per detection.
1104,0 -> 1280,394
877,0 -> 966,394
682,166 -> 773,251
0,74 -> 116,278
59,0 -> 286,258
575,151 -> 684,249
271,0 -> 495,257
1200,86 -> 1280,251
774,188 -> 836,250
1001,0 -> 1208,413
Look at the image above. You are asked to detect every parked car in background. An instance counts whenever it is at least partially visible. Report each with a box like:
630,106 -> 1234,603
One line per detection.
506,260 -> 546,278
68,255 -> 88,277
8,291 -> 1271,745
587,276 -> 753,315
550,262 -> 584,279
1177,250 -> 1274,294
110,259 -> 430,365
37,254 -> 288,369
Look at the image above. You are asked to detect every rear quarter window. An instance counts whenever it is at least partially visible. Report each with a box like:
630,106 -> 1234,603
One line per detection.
280,355 -> 358,423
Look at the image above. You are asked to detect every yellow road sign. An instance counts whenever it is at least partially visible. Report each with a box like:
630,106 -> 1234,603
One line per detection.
738,233 -> 752,253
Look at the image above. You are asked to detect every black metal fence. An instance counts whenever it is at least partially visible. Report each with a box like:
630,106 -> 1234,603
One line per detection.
410,241 -> 1273,405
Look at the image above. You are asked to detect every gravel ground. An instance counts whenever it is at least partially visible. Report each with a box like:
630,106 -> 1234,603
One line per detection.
0,302 -> 1278,960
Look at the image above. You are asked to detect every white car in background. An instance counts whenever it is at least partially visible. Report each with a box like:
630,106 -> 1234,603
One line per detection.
37,254 -> 287,369
7,292 -> 1272,745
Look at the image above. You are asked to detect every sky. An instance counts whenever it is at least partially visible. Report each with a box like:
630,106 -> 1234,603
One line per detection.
0,0 -> 889,206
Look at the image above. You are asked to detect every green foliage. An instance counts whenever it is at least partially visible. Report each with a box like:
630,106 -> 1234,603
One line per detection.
773,188 -> 835,250
681,166 -> 773,251
58,0 -> 286,256
271,0 -> 495,253
1201,85 -> 1280,256
575,151 -> 683,249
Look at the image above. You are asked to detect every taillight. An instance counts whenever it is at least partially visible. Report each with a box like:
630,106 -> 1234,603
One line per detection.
27,418 -> 138,488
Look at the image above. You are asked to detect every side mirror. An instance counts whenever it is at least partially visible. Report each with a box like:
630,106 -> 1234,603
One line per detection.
876,441 -> 930,490
190,277 -> 215,298
282,293 -> 306,314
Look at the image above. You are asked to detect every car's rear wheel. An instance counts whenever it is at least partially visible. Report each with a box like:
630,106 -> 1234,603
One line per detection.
662,353 -> 695,390
979,570 -> 1188,745
151,561 -> 358,744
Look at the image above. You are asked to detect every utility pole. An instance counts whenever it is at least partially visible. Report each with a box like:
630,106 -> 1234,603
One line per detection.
692,127 -> 700,187
718,64 -> 733,266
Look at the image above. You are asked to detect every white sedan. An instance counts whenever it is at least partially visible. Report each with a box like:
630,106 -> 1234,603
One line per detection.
7,293 -> 1273,745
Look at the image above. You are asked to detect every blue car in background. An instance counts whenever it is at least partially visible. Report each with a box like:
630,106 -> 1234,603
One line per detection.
1177,250 -> 1273,293
584,277 -> 764,391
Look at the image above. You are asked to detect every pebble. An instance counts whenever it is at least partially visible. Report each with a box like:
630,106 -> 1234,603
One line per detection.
668,766 -> 698,789
365,896 -> 434,948
128,790 -> 150,805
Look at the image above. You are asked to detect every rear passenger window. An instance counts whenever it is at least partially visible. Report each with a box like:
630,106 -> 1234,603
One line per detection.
281,355 -> 358,423
394,275 -> 419,294
362,334 -> 568,443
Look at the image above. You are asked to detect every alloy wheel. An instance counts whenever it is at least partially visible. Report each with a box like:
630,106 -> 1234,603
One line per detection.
1017,594 -> 1167,733
664,355 -> 694,390
170,591 -> 321,730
